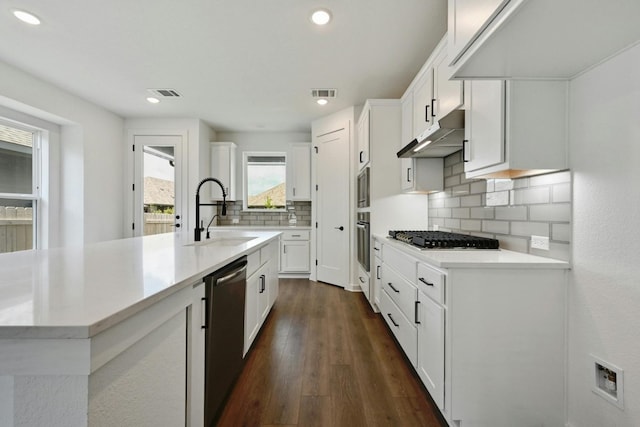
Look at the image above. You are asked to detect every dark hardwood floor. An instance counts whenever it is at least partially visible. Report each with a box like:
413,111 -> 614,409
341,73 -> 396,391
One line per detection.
217,278 -> 446,427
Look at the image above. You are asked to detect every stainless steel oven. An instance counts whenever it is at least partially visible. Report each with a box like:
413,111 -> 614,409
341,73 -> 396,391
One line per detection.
356,212 -> 370,272
357,167 -> 370,208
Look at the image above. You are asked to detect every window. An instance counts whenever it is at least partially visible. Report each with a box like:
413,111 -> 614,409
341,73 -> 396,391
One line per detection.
243,153 -> 287,211
0,121 -> 40,253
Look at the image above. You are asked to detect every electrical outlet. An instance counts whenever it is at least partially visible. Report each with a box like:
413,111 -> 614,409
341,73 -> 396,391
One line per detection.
530,235 -> 549,250
232,217 -> 239,224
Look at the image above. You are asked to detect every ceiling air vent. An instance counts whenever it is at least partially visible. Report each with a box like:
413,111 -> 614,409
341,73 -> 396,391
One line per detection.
148,88 -> 182,98
311,88 -> 337,99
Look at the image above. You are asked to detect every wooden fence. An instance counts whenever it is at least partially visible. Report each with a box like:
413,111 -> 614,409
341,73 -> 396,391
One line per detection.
144,213 -> 175,236
0,207 -> 33,254
0,209 -> 174,253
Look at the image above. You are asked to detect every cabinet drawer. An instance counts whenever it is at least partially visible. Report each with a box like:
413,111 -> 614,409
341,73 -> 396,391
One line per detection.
281,230 -> 310,240
417,263 -> 446,305
382,263 -> 418,321
380,290 -> 417,367
383,244 -> 417,284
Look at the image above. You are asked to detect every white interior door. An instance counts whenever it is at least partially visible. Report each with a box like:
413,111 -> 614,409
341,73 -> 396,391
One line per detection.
315,127 -> 349,287
133,134 -> 186,240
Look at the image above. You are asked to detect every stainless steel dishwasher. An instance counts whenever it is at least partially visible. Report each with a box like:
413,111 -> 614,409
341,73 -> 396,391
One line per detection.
203,255 -> 247,426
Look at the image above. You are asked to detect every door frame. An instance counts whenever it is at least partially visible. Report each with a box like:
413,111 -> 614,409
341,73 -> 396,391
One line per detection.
125,129 -> 189,244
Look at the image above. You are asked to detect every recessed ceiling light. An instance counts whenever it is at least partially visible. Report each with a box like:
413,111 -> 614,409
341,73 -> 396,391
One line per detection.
13,9 -> 41,25
146,97 -> 160,104
316,98 -> 328,106
311,9 -> 332,26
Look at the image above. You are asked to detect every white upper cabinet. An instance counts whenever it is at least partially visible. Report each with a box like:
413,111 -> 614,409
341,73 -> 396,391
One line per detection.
357,109 -> 370,170
448,0 -> 510,65
449,0 -> 640,79
287,143 -> 311,201
408,35 -> 464,141
463,80 -> 568,179
210,142 -> 236,201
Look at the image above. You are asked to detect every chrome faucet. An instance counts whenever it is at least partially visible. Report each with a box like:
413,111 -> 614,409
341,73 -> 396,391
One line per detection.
195,177 -> 227,242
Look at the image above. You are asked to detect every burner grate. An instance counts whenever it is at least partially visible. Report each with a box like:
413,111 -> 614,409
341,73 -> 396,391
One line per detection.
389,230 -> 499,249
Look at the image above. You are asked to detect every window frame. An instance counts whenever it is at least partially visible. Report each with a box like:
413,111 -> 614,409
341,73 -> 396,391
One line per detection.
242,151 -> 288,212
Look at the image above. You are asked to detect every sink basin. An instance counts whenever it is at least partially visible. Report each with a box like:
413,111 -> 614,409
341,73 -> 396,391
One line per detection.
188,236 -> 257,247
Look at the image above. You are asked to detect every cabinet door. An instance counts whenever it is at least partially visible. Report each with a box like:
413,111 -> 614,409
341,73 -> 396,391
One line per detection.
210,142 -> 236,201
413,69 -> 434,138
288,144 -> 311,200
357,110 -> 370,169
281,240 -> 310,272
464,80 -> 505,173
433,47 -> 464,120
448,0 -> 511,63
244,271 -> 260,355
416,291 -> 445,410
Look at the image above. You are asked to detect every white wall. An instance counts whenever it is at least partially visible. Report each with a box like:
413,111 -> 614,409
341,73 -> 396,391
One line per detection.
568,43 -> 640,426
0,60 -> 124,246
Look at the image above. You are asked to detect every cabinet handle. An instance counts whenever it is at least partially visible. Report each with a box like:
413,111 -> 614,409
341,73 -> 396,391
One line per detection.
293,187 -> 296,196
359,150 -> 364,163
425,105 -> 430,123
415,300 -> 421,324
387,313 -> 399,327
462,139 -> 469,163
291,234 -> 301,237
387,282 -> 400,293
201,297 -> 207,329
374,247 -> 380,251
406,167 -> 412,183
259,275 -> 266,293
283,245 -> 286,254
431,98 -> 436,117
376,265 -> 381,279
418,277 -> 434,287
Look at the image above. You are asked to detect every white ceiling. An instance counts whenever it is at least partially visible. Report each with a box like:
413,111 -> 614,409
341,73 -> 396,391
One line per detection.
0,0 -> 447,132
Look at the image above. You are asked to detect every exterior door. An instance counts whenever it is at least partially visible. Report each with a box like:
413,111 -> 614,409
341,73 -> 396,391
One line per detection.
315,127 -> 349,287
133,134 -> 185,240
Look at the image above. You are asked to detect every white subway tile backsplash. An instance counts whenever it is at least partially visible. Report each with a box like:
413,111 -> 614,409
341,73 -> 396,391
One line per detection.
445,175 -> 461,188
470,181 -> 487,194
486,191 -> 510,206
470,207 -> 495,219
552,183 -> 572,203
428,153 -> 571,261
444,166 -> 453,177
494,206 -> 528,221
513,187 -> 551,205
510,221 -> 550,237
482,220 -> 510,234
529,204 -> 571,222
461,195 -> 482,207
445,197 -> 461,208
460,219 -> 482,231
452,208 -> 470,219
552,223 -> 571,242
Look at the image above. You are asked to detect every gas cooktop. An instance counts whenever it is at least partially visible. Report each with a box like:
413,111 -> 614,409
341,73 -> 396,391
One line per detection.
388,230 -> 500,250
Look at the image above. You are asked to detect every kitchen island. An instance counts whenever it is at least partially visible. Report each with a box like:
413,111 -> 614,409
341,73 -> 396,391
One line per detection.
0,230 -> 281,427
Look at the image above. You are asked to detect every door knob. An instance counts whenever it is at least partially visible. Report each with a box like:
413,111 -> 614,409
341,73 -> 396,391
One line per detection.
335,226 -> 344,231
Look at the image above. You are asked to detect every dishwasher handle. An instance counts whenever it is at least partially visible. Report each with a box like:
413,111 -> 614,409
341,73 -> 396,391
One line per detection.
215,265 -> 247,286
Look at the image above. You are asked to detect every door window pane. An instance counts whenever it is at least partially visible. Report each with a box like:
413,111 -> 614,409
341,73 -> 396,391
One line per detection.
143,146 -> 175,236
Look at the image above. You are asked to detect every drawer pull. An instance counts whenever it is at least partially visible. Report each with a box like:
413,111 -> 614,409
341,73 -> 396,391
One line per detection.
376,265 -> 381,280
387,282 -> 400,293
387,313 -> 399,327
415,300 -> 421,324
419,277 -> 434,287
291,234 -> 301,237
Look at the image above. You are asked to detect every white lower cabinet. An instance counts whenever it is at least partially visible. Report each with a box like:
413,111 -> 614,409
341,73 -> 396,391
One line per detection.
280,230 -> 310,274
244,241 -> 280,355
378,240 -> 567,427
416,287 -> 445,411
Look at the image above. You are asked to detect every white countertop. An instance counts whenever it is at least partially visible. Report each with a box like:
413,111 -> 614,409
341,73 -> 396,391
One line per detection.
0,230 -> 280,339
211,225 -> 312,230
374,233 -> 571,269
